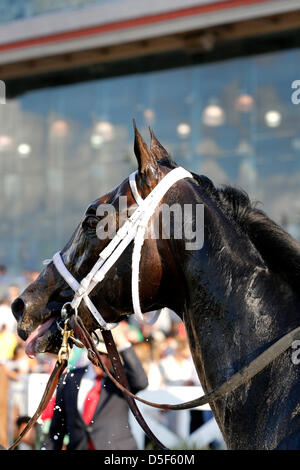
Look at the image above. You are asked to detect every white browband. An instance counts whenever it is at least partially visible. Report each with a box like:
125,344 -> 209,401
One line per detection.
50,167 -> 193,329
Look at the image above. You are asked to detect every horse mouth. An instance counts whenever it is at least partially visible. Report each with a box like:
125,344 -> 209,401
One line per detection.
24,317 -> 61,358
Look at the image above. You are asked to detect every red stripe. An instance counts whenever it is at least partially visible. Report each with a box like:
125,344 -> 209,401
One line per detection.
0,0 -> 274,53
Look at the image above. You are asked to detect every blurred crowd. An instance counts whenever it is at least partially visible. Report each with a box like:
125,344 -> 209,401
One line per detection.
0,264 -> 216,450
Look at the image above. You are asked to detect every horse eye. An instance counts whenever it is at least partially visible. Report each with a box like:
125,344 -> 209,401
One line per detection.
83,216 -> 99,231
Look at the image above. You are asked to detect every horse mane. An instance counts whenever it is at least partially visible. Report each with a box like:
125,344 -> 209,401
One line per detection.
217,184 -> 300,294
186,172 -> 300,293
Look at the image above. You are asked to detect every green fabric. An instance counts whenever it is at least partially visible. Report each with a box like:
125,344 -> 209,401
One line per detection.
68,345 -> 84,370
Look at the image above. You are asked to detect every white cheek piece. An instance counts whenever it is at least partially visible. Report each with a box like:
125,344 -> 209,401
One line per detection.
47,167 -> 193,330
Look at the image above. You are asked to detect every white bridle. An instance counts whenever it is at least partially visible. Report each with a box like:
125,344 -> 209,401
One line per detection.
46,167 -> 193,330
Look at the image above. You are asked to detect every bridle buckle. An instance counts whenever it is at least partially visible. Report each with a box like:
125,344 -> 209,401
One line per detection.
61,301 -> 76,319
56,303 -> 84,351
58,318 -> 73,363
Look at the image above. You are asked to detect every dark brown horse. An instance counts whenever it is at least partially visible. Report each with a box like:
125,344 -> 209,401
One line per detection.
12,124 -> 300,449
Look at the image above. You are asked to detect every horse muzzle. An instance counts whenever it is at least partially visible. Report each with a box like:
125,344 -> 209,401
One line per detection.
11,295 -> 67,356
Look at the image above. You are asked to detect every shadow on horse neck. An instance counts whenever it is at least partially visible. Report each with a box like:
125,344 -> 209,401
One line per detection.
180,173 -> 300,449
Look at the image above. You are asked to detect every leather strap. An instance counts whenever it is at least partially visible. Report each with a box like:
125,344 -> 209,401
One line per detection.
102,329 -> 168,450
129,171 -> 144,206
73,316 -> 168,450
72,317 -> 300,412
7,359 -> 68,451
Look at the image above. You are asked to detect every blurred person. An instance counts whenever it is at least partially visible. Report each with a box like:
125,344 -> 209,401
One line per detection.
127,323 -> 144,343
1,343 -> 37,395
133,340 -> 163,389
0,265 -> 9,285
4,343 -> 38,375
23,270 -> 39,286
68,345 -> 90,370
14,416 -> 39,450
0,297 -> 17,333
0,323 -> 18,361
158,338 -> 216,444
0,265 -> 11,298
158,337 -> 195,386
36,353 -> 60,374
139,309 -> 172,336
31,271 -> 39,282
0,343 -> 35,442
42,323 -> 148,450
0,265 -> 7,280
7,285 -> 20,304
133,308 -> 179,342
157,337 -> 199,435
138,319 -> 181,359
39,394 -> 57,446
177,322 -> 188,339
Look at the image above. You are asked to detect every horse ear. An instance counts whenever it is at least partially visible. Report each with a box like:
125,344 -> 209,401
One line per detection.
133,119 -> 158,178
149,127 -> 177,168
149,127 -> 168,160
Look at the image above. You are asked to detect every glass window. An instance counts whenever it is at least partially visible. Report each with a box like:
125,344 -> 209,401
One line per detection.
0,46 -> 299,273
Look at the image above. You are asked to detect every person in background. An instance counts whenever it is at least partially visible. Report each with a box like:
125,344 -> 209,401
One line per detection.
4,343 -> 38,376
14,416 -> 39,450
0,323 -> 18,361
156,337 -> 198,435
0,266 -> 11,298
22,270 -> 39,287
133,339 -> 163,390
7,285 -> 20,306
158,337 -> 195,386
0,297 -> 17,334
0,265 -> 8,281
42,321 -> 148,450
1,343 -> 37,442
0,285 -> 20,337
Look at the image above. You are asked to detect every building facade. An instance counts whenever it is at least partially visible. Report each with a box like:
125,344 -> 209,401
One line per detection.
0,0 -> 300,272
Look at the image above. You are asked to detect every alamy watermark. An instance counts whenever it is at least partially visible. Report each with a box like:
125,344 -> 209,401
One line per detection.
0,80 -> 5,104
94,197 -> 204,251
291,341 -> 300,364
291,80 -> 300,104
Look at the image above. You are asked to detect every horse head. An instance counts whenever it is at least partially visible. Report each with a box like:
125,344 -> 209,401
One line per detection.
11,122 -> 190,357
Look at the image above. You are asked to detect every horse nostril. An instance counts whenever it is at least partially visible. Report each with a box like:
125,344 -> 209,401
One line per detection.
11,297 -> 26,321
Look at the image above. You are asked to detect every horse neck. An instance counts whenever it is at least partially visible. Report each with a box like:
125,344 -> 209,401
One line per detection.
152,177 -> 300,447
170,195 -> 300,441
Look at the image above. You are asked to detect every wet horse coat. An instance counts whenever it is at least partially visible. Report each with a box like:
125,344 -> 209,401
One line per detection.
12,124 -> 300,449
